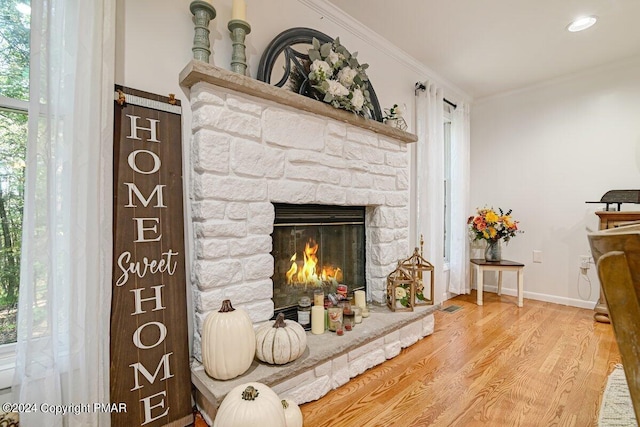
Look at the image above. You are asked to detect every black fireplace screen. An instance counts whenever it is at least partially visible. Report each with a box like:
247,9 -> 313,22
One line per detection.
271,204 -> 366,316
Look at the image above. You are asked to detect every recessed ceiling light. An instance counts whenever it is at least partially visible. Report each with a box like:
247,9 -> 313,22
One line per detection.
567,16 -> 597,32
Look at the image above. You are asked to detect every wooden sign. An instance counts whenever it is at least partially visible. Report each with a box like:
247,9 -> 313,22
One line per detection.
112,86 -> 192,426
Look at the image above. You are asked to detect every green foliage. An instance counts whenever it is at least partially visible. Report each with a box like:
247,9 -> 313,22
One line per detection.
0,0 -> 29,342
0,110 -> 26,313
319,42 -> 332,58
308,49 -> 321,62
0,0 -> 30,100
305,37 -> 374,118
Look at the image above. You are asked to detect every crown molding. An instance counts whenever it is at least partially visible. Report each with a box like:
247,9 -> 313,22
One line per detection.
297,0 -> 472,104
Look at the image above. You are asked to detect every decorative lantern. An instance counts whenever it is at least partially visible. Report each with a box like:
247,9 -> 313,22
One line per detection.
399,244 -> 435,307
386,236 -> 435,311
386,262 -> 415,312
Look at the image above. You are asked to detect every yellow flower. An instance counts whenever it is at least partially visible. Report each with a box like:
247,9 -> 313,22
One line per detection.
502,216 -> 514,228
395,286 -> 407,299
485,210 -> 499,223
469,207 -> 522,243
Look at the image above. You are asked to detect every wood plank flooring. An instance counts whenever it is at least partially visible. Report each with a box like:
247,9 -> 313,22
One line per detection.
300,292 -> 621,427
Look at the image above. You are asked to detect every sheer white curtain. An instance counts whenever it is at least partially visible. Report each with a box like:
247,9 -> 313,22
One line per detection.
448,103 -> 471,294
415,81 -> 445,300
12,0 -> 114,426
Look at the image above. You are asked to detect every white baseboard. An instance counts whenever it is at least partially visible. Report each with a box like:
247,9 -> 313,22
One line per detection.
480,285 -> 597,310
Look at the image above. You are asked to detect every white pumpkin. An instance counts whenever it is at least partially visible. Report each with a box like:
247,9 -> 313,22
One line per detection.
202,299 -> 256,380
282,398 -> 304,427
256,313 -> 307,365
213,382 -> 286,427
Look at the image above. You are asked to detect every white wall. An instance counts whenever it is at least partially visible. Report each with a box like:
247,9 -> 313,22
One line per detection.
471,56 -> 640,307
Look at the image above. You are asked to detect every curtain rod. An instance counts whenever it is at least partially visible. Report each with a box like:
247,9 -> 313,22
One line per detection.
414,82 -> 457,109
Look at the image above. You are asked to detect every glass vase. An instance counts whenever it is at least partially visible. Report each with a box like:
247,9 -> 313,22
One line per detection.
485,240 -> 502,262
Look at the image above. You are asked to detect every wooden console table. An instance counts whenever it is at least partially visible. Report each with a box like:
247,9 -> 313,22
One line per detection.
593,211 -> 640,323
595,211 -> 640,230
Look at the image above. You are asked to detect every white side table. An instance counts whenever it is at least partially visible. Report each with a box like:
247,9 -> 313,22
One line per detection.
470,259 -> 524,307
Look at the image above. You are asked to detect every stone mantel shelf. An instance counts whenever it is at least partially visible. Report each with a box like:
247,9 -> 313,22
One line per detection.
179,60 -> 418,144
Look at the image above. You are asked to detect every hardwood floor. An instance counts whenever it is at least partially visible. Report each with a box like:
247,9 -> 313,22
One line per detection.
300,292 -> 621,427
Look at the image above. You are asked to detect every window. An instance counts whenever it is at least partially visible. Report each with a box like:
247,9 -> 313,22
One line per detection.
443,107 -> 452,263
0,0 -> 30,346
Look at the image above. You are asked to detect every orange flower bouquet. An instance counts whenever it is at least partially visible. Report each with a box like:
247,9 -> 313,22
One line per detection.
467,207 -> 521,243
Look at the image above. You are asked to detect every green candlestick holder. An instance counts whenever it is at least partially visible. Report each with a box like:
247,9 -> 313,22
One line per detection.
228,19 -> 251,75
190,0 -> 217,62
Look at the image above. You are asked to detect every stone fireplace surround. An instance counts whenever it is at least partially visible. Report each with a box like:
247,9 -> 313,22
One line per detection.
180,61 -> 438,423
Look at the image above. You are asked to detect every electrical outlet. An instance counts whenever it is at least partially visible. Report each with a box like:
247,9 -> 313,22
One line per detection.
533,250 -> 543,263
580,255 -> 591,270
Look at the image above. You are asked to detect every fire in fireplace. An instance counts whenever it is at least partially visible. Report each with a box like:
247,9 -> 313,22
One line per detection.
271,204 -> 366,319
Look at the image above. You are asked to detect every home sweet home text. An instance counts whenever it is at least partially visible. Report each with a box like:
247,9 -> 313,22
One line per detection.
112,87 -> 192,427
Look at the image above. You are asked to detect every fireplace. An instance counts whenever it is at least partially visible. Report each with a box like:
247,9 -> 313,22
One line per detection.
181,62 -> 438,422
182,66 -> 416,352
272,204 -> 366,319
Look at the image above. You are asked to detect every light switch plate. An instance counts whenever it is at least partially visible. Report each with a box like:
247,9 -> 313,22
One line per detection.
533,250 -> 543,263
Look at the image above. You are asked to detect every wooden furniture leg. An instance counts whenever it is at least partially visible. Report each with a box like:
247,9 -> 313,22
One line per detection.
517,268 -> 524,307
476,264 -> 484,306
469,264 -> 474,300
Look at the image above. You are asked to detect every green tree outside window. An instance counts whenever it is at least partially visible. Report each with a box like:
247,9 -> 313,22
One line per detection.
0,0 -> 30,344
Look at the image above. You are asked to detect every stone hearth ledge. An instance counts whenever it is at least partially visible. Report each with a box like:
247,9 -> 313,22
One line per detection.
179,60 -> 418,144
192,304 -> 439,424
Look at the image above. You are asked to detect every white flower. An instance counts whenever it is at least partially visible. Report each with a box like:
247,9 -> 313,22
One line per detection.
395,286 -> 407,299
310,60 -> 331,81
351,88 -> 364,110
327,50 -> 340,65
302,39 -> 372,118
326,79 -> 349,97
337,67 -> 358,87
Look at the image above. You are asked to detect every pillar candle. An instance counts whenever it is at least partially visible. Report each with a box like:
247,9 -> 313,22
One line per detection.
361,305 -> 370,318
354,306 -> 362,324
354,290 -> 366,309
311,305 -> 325,335
231,0 -> 246,20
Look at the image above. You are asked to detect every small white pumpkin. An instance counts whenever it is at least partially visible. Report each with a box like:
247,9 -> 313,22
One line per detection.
282,398 -> 304,427
202,299 -> 256,380
213,382 -> 286,427
256,313 -> 307,365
